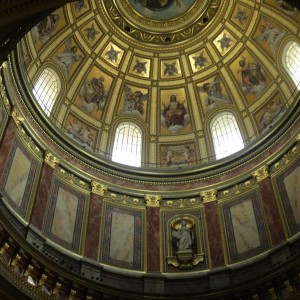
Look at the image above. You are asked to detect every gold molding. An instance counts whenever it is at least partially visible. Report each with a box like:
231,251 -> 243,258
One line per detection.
144,194 -> 162,207
11,106 -> 24,126
252,165 -> 269,182
296,133 -> 300,143
44,151 -> 60,169
200,189 -> 217,203
91,181 -> 108,196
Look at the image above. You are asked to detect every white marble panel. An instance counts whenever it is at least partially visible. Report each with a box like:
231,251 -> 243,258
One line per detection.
230,200 -> 260,254
51,187 -> 78,244
110,211 -> 134,263
284,166 -> 300,224
4,147 -> 31,207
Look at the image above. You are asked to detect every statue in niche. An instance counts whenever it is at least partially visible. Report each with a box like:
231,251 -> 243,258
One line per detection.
172,220 -> 194,251
167,217 -> 204,270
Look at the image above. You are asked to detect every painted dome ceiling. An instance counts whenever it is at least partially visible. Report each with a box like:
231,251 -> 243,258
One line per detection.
19,0 -> 299,168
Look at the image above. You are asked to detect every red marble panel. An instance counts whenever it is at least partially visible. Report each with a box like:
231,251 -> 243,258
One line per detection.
146,207 -> 160,272
84,194 -> 103,260
259,177 -> 286,245
0,119 -> 17,175
30,164 -> 54,230
204,201 -> 225,267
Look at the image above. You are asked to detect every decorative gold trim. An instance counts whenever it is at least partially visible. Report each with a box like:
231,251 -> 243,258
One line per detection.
52,282 -> 61,296
10,253 -> 21,267
69,289 -> 77,300
200,189 -> 217,203
252,165 -> 269,182
295,133 -> 300,143
91,181 -> 108,196
144,194 -> 162,207
23,264 -> 33,278
44,151 -> 60,169
0,242 -> 9,255
38,274 -> 47,288
11,106 -> 24,126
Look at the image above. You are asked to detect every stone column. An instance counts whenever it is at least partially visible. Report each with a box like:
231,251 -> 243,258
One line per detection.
144,195 -> 162,272
201,189 -> 225,267
252,165 -> 285,246
30,151 -> 59,230
84,181 -> 107,260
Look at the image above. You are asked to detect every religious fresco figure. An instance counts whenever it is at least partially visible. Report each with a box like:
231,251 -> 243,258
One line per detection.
31,13 -> 59,44
123,86 -> 147,116
256,18 -> 285,55
237,57 -> 266,95
198,75 -> 230,111
65,118 -> 95,150
275,0 -> 298,14
55,41 -> 82,75
162,144 -> 194,167
162,94 -> 188,132
80,76 -> 108,112
259,99 -> 286,130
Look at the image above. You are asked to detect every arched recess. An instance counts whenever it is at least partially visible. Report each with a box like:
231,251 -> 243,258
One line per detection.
111,121 -> 143,167
281,40 -> 300,91
32,67 -> 62,117
209,111 -> 245,160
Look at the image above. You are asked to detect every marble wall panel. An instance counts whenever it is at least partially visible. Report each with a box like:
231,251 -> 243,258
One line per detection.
102,205 -> 143,270
222,192 -> 269,263
43,178 -> 86,252
0,139 -> 40,218
275,158 -> 300,235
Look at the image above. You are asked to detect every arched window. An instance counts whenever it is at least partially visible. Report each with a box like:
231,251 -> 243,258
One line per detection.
211,112 -> 244,160
32,68 -> 60,116
112,122 -> 142,167
284,41 -> 300,90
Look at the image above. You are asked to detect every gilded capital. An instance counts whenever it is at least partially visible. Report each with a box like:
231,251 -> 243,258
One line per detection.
296,133 -> 300,143
200,189 -> 217,203
252,165 -> 269,182
144,194 -> 162,207
11,106 -> 24,126
91,181 -> 108,196
44,151 -> 60,169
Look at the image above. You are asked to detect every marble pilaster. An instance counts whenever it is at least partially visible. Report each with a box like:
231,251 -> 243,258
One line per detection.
84,193 -> 104,260
253,166 -> 285,245
30,152 -> 58,230
202,190 -> 225,267
145,195 -> 161,272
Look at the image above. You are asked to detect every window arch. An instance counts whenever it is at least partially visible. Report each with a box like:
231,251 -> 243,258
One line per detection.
32,68 -> 60,116
112,122 -> 142,167
211,112 -> 244,160
283,41 -> 300,90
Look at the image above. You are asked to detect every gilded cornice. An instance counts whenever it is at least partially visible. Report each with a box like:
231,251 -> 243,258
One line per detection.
200,189 -> 217,203
105,193 -> 144,207
55,166 -> 90,192
218,179 -> 256,200
44,151 -> 60,169
0,71 -> 11,112
252,165 -> 269,182
144,194 -> 162,207
11,106 -> 24,126
101,0 -> 221,46
91,181 -> 108,196
161,197 -> 202,209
